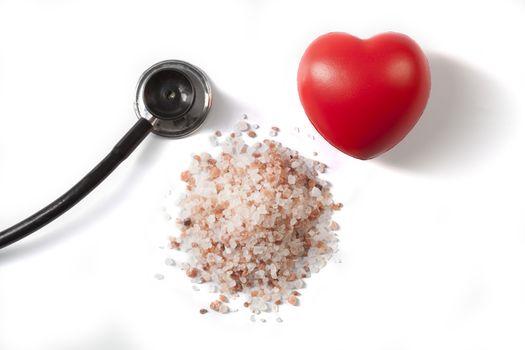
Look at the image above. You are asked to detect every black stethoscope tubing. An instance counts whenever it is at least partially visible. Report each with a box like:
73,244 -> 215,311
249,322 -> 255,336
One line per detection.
0,118 -> 152,249
0,60 -> 212,251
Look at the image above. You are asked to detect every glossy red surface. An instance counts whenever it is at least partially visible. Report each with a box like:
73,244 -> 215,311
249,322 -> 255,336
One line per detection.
298,32 -> 431,159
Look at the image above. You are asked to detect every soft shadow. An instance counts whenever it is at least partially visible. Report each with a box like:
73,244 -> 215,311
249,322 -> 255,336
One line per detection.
201,82 -> 248,132
380,53 -> 514,174
0,136 -> 160,264
49,326 -> 141,350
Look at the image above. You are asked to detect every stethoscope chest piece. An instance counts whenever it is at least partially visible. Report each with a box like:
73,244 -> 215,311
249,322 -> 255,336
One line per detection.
135,60 -> 212,138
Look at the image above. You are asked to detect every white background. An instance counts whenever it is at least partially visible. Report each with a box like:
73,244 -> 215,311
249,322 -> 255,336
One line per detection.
1,0 -> 525,349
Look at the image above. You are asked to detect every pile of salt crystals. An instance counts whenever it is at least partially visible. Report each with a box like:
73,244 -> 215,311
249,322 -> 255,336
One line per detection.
170,126 -> 342,315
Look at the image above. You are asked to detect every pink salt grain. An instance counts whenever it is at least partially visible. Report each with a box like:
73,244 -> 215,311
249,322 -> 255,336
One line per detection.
210,300 -> 222,312
287,295 -> 299,306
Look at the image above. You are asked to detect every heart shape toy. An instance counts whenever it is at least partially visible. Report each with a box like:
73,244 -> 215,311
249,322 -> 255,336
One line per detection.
298,32 -> 431,159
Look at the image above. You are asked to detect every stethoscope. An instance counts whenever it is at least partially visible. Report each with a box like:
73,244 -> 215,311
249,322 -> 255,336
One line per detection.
0,60 -> 212,250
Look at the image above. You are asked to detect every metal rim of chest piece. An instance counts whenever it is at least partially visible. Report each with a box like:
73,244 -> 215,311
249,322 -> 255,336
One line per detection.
134,60 -> 213,138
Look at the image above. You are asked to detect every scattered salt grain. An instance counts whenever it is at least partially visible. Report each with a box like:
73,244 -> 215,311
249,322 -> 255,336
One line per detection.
252,124 -> 260,129
260,318 -> 267,323
313,151 -> 318,156
287,295 -> 299,306
276,317 -> 283,323
186,267 -> 198,278
250,315 -> 256,322
269,126 -> 280,137
242,113 -> 248,120
154,274 -> 165,280
210,300 -> 222,312
308,134 -> 315,140
192,285 -> 200,291
219,303 -> 230,314
165,258 -> 176,266
235,121 -> 250,132
208,135 -> 219,146
294,127 -> 300,133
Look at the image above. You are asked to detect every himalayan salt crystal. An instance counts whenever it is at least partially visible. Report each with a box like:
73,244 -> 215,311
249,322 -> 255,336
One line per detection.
168,124 -> 341,315
210,300 -> 222,312
287,294 -> 299,306
311,187 -> 322,198
235,121 -> 250,132
164,258 -> 176,266
219,303 -> 230,314
209,134 -> 219,146
186,267 -> 198,278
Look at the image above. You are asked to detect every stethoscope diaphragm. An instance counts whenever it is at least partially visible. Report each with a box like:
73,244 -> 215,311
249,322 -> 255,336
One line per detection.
135,60 -> 212,138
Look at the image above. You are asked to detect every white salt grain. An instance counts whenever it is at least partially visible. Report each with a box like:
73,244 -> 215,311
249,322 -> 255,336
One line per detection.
219,303 -> 230,314
208,135 -> 219,146
311,187 -> 322,197
165,258 -> 176,266
154,274 -> 165,280
250,315 -> 256,322
235,121 -> 250,132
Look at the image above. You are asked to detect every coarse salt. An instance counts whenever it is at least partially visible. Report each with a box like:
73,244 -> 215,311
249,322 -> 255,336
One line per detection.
168,122 -> 341,315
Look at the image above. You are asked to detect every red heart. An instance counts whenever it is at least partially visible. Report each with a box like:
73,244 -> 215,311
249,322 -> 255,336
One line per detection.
298,32 -> 431,160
